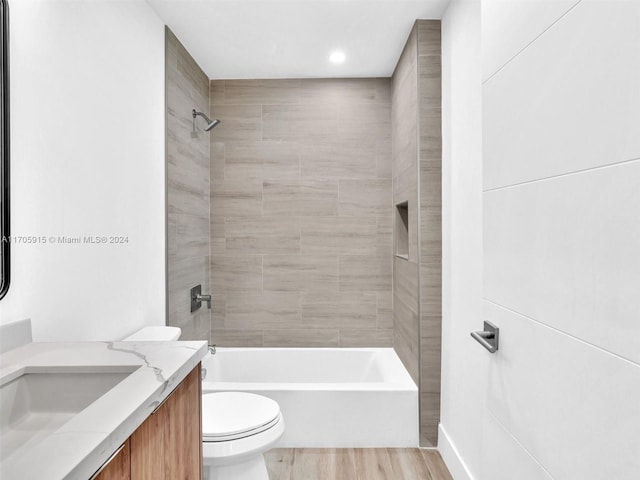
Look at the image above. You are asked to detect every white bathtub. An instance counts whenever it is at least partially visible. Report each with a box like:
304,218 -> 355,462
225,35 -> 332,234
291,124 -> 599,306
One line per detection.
201,347 -> 418,448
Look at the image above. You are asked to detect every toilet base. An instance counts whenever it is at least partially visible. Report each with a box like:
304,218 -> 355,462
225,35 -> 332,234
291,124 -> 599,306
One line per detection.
204,454 -> 269,480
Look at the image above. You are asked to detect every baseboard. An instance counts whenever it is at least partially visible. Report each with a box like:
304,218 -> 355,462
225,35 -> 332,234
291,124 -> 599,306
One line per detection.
438,424 -> 475,480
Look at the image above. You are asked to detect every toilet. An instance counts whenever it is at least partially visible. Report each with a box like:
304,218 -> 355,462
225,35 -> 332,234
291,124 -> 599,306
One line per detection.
122,326 -> 284,480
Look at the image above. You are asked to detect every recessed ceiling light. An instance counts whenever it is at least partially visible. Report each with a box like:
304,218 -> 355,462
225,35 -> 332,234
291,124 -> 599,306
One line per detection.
329,51 -> 346,64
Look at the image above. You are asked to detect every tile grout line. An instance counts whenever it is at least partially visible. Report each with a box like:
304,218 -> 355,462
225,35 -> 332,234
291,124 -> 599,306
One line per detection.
483,156 -> 640,193
483,0 -> 584,85
486,409 -> 556,480
485,298 -> 640,368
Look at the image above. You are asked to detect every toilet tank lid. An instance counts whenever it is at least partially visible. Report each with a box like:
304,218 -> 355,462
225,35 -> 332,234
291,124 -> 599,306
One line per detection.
122,326 -> 182,342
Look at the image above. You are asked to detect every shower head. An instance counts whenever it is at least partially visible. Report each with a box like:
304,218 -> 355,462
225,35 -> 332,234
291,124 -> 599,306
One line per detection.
192,109 -> 221,132
205,118 -> 221,131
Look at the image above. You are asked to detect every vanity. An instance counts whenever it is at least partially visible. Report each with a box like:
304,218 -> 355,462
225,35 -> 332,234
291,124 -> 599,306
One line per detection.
0,340 -> 208,479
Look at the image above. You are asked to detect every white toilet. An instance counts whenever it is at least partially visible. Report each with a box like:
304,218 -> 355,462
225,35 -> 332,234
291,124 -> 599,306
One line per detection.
122,326 -> 284,480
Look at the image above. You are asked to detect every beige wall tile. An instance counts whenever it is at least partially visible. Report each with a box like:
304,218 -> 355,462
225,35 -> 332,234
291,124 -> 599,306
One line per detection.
211,292 -> 226,329
394,258 -> 419,314
211,255 -> 263,293
301,292 -> 377,329
225,141 -> 299,180
166,28 -> 210,342
210,80 -> 225,105
338,179 -> 392,216
393,294 -> 420,384
167,152 -> 209,216
340,329 -> 393,347
223,79 -> 300,105
420,164 -> 442,209
210,105 -> 262,142
210,179 -> 263,216
377,291 -> 393,329
417,20 -> 441,57
376,140 -> 393,179
263,329 -> 340,347
299,78 -> 379,105
299,141 -> 376,180
167,214 -> 178,258
419,57 -> 442,102
339,256 -> 392,291
226,216 -> 300,254
421,263 -> 442,306
210,141 -> 225,183
300,216 -> 376,255
377,215 -> 393,257
263,179 -> 338,216
226,292 -> 301,329
263,104 -> 337,142
338,103 -> 391,143
210,215 -> 226,255
374,78 -> 392,105
209,77 -> 393,349
420,391 -> 440,446
176,214 -> 210,259
168,255 -> 210,332
263,255 -> 338,292
211,328 -> 263,347
420,315 -> 442,393
391,21 -> 443,444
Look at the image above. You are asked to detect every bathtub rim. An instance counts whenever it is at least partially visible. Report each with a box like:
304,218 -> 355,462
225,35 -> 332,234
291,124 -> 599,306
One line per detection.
201,346 -> 418,392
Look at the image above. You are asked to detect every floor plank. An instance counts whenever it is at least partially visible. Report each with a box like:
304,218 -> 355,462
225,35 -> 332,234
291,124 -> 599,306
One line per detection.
422,450 -> 454,480
353,448 -> 395,480
265,448 -> 452,480
266,448 -> 295,480
387,448 -> 433,480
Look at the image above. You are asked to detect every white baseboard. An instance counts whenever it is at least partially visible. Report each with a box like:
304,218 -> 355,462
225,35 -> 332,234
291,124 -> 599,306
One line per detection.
438,424 -> 475,480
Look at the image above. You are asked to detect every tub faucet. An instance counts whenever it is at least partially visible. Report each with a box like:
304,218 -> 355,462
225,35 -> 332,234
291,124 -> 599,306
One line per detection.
196,293 -> 212,309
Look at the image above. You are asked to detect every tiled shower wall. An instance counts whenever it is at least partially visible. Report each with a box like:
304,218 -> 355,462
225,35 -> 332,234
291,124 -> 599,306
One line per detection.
391,20 -> 443,447
392,25 -> 420,386
418,21 -> 443,449
209,79 -> 393,347
166,28 -> 211,340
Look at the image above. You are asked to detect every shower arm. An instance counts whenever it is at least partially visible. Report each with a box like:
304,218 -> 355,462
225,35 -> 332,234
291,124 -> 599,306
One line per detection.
192,109 -> 212,123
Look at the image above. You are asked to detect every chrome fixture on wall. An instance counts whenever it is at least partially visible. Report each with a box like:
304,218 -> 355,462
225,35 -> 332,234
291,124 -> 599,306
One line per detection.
471,321 -> 499,353
192,109 -> 221,132
190,284 -> 212,312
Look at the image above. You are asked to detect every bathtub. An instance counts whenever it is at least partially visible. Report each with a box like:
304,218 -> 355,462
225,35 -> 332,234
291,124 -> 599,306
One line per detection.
201,347 -> 418,448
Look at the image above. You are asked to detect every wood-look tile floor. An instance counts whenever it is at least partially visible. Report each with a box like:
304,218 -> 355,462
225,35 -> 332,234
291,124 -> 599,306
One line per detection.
265,448 -> 453,480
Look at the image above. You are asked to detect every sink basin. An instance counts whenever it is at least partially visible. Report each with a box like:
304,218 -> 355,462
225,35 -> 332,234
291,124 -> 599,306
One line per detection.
0,366 -> 138,461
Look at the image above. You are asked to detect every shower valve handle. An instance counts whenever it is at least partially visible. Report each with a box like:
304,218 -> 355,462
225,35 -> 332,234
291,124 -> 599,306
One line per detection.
196,293 -> 212,309
190,284 -> 212,312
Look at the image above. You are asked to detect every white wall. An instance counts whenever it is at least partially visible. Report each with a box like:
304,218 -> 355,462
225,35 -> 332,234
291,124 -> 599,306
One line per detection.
441,1 -> 640,479
481,1 -> 640,480
439,0 -> 484,478
0,0 -> 166,341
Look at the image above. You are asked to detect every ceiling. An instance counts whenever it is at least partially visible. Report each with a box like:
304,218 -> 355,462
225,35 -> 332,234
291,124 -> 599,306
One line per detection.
146,0 -> 450,79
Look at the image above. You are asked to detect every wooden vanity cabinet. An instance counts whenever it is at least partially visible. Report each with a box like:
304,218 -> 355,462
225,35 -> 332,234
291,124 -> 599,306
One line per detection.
92,441 -> 130,480
92,364 -> 202,480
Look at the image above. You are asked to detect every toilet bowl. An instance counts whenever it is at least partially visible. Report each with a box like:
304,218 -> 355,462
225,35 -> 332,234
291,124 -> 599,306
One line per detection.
122,326 -> 284,480
202,391 -> 285,480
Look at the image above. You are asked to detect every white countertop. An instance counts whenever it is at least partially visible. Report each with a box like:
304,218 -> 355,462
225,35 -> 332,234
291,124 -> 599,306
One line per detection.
0,341 -> 208,479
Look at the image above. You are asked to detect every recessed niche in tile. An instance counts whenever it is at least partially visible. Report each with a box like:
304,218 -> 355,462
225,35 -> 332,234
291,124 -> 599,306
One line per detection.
395,202 -> 409,260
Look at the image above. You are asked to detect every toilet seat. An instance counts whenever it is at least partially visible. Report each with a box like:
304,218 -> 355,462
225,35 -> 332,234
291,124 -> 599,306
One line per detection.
202,392 -> 281,442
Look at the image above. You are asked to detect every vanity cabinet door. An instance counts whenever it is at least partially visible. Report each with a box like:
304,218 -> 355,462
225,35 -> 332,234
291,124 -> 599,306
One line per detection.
130,364 -> 202,480
91,440 -> 130,480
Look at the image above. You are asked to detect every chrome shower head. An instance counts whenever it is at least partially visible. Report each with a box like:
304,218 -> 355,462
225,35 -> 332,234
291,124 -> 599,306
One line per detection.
192,109 -> 221,132
205,118 -> 221,131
